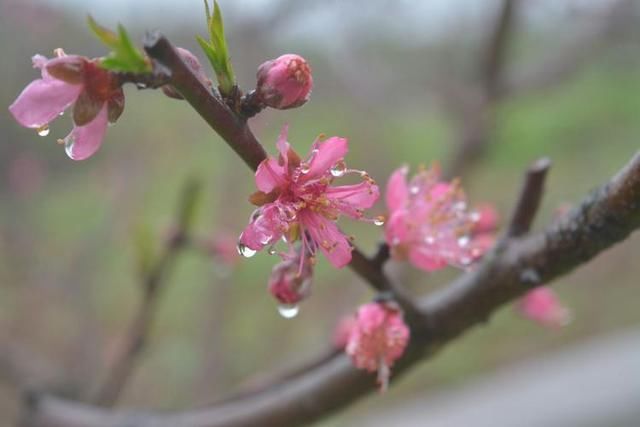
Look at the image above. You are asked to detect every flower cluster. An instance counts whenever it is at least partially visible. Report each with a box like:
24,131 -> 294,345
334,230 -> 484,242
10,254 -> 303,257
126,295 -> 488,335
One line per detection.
238,125 -> 380,273
385,165 -> 485,271
9,49 -> 125,160
343,302 -> 410,391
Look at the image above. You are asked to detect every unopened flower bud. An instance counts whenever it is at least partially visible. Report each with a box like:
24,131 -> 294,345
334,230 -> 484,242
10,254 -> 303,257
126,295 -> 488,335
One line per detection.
162,48 -> 211,99
268,257 -> 313,305
255,54 -> 313,109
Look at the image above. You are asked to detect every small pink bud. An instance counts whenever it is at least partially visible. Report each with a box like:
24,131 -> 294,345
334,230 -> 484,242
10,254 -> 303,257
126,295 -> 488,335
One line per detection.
162,48 -> 211,99
345,302 -> 410,391
268,257 -> 313,305
255,54 -> 313,109
517,287 -> 571,328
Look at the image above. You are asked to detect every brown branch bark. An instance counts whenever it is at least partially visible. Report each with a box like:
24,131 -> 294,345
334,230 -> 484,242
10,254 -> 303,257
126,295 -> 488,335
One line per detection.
21,152 -> 640,426
143,33 -> 267,171
506,158 -> 551,238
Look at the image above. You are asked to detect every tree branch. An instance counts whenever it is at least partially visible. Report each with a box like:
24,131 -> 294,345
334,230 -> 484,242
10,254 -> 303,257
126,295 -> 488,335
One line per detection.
21,151 -> 640,426
141,33 -> 407,308
88,180 -> 201,407
143,33 -> 267,171
444,0 -> 518,180
506,158 -> 551,238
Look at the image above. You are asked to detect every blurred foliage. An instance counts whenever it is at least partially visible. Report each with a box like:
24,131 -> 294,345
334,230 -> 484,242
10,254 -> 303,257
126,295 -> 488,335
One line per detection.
0,0 -> 639,425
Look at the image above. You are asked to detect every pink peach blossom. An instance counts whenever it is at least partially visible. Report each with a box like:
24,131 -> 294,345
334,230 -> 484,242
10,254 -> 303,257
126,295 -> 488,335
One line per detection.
345,302 -> 410,391
385,165 -> 479,271
256,54 -> 313,109
471,203 -> 499,235
469,203 -> 499,261
9,50 -> 124,160
238,125 -> 379,269
517,287 -> 571,328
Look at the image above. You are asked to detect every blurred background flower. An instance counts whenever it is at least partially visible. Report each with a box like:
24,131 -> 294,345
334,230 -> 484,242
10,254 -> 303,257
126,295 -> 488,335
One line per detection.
0,0 -> 639,425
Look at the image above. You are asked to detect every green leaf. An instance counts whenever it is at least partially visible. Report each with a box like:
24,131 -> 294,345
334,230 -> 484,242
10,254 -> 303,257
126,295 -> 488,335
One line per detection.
87,15 -> 151,73
87,15 -> 119,48
198,0 -> 235,96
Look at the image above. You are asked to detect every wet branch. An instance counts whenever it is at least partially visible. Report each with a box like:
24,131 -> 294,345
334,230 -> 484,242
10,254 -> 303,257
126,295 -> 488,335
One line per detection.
21,152 -> 640,426
141,33 -> 407,306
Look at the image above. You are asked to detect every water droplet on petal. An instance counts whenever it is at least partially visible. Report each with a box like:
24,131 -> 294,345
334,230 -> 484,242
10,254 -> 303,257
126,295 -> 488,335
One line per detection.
424,235 -> 435,245
36,125 -> 50,136
277,304 -> 299,319
330,161 -> 347,177
282,207 -> 297,221
64,135 -> 76,159
267,247 -> 277,255
373,216 -> 385,226
58,111 -> 65,117
236,243 -> 257,258
457,236 -> 470,247
299,162 -> 311,174
454,201 -> 467,211
409,185 -> 420,195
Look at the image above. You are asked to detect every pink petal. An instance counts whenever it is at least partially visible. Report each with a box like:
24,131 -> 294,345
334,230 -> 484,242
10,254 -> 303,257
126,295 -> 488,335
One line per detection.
385,210 -> 410,247
9,78 -> 82,128
64,105 -> 108,161
326,182 -> 380,218
276,124 -> 290,161
386,166 -> 409,212
304,137 -> 348,180
239,204 -> 286,251
300,211 -> 352,268
408,246 -> 448,272
255,158 -> 286,193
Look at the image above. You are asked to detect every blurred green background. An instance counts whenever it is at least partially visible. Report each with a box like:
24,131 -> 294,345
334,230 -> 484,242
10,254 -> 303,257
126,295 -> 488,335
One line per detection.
0,0 -> 639,425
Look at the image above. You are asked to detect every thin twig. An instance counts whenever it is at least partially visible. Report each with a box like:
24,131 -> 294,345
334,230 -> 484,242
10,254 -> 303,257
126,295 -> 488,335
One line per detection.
143,33 -> 267,171
349,248 -> 423,323
22,151 -> 640,427
444,0 -> 518,180
89,180 -> 201,406
506,158 -> 551,238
